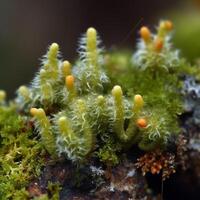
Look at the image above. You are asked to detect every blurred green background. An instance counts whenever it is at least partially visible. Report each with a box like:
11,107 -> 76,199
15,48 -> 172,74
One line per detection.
0,0 -> 200,98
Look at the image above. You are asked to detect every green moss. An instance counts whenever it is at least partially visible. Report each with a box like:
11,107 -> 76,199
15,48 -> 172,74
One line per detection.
33,182 -> 61,200
46,182 -> 61,200
0,20 -> 195,198
97,135 -> 122,166
0,106 -> 45,199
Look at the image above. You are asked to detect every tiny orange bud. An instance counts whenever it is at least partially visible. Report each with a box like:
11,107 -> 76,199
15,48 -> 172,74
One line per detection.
136,118 -> 148,128
164,20 -> 173,31
65,75 -> 75,90
140,26 -> 151,42
154,38 -> 163,52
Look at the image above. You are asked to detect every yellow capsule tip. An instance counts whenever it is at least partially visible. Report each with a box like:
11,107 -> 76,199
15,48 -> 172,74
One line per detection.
62,60 -> 71,76
50,43 -> 59,52
30,108 -> 38,116
134,94 -> 144,104
58,116 -> 67,123
0,90 -> 6,100
164,20 -> 173,31
87,27 -> 97,37
112,85 -> 123,97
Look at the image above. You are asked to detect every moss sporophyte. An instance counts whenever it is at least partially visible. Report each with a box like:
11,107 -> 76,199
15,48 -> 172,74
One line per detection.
0,20 -> 196,199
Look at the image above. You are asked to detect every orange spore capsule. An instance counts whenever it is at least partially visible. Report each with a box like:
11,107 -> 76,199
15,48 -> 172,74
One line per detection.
65,75 -> 75,90
154,38 -> 163,52
164,20 -> 173,31
140,26 -> 151,42
136,118 -> 148,128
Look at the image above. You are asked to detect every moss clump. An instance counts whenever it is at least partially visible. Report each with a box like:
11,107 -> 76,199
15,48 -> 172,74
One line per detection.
0,20 -> 198,198
21,21 -> 185,164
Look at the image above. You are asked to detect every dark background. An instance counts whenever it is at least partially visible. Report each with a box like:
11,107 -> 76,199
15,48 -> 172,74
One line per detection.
0,0 -> 194,98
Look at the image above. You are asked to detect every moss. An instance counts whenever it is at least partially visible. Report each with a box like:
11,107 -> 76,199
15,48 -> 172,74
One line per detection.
0,106 -> 45,199
0,20 -> 196,198
97,135 -> 122,166
33,182 -> 61,200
